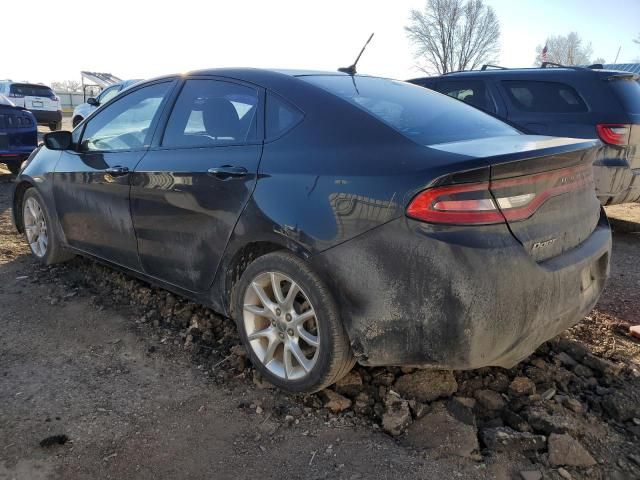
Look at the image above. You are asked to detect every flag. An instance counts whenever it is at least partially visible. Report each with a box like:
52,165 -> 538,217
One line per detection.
541,44 -> 548,62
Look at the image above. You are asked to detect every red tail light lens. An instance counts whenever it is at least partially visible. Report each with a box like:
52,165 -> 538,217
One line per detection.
407,182 -> 504,224
596,124 -> 630,146
407,163 -> 594,225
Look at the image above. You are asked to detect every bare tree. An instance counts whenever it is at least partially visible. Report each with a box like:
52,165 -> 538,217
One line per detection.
592,57 -> 606,65
405,0 -> 500,75
51,80 -> 83,93
534,32 -> 593,66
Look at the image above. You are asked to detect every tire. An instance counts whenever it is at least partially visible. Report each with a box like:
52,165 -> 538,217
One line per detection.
7,163 -> 20,175
21,188 -> 74,265
72,116 -> 83,128
232,251 -> 355,393
48,122 -> 59,131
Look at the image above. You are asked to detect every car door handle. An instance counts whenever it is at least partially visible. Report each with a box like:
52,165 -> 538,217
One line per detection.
105,166 -> 130,177
207,165 -> 248,179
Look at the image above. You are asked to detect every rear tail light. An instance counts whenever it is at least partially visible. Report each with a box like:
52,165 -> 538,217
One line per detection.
596,124 -> 630,146
51,95 -> 59,102
407,163 -> 594,225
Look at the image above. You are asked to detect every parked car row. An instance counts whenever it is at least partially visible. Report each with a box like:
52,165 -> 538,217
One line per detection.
0,80 -> 62,131
408,65 -> 640,205
12,68 -> 611,392
72,79 -> 141,127
0,94 -> 37,174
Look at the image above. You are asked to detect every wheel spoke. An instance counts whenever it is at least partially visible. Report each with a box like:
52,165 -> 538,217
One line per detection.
247,326 -> 273,341
284,283 -> 300,308
244,304 -> 269,318
283,344 -> 294,379
263,336 -> 280,364
251,282 -> 273,308
270,273 -> 286,304
297,326 -> 319,347
288,341 -> 312,372
292,309 -> 315,326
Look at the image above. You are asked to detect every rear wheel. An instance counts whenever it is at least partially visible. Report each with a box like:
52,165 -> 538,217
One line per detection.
232,251 -> 355,393
48,122 -> 59,131
7,163 -> 20,175
22,188 -> 74,265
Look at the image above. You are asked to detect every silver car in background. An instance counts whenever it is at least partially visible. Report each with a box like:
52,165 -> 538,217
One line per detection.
72,79 -> 141,127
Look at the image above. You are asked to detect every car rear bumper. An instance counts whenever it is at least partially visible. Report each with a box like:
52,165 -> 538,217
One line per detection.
594,164 -> 640,204
311,211 -> 611,369
31,109 -> 62,125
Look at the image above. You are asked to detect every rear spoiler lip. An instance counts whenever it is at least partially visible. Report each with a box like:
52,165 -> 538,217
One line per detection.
604,73 -> 640,82
430,139 -> 599,188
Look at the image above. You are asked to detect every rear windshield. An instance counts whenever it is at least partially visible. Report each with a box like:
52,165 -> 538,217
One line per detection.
300,75 -> 519,145
609,79 -> 640,114
9,83 -> 55,98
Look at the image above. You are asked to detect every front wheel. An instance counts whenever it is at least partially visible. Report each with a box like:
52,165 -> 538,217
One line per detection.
7,163 -> 20,175
22,189 -> 74,265
232,251 -> 355,393
72,116 -> 83,128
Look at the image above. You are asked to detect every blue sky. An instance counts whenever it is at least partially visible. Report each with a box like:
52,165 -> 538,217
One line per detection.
4,0 -> 640,86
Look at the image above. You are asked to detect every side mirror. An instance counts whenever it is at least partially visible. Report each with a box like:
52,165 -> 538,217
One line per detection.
87,97 -> 99,106
44,131 -> 72,150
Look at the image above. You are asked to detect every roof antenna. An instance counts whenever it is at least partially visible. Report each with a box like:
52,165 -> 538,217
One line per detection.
338,33 -> 374,75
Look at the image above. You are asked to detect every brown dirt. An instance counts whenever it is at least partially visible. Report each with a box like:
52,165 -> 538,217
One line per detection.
1,165 -> 640,480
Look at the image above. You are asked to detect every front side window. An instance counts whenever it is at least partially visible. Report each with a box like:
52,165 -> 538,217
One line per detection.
80,82 -> 173,152
502,80 -> 588,113
162,79 -> 258,148
97,85 -> 120,105
301,75 -> 518,145
435,80 -> 495,112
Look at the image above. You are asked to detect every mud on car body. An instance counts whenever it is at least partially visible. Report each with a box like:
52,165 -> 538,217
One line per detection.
12,69 -> 611,393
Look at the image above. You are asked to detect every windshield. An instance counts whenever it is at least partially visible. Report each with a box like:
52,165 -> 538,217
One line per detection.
300,75 -> 519,145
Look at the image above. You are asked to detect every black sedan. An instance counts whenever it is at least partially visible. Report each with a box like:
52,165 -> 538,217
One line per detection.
12,69 -> 611,393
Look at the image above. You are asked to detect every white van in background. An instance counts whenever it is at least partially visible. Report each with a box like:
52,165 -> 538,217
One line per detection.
0,81 -> 62,130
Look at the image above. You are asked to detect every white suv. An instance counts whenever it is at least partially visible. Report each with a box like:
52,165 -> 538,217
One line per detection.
0,81 -> 62,130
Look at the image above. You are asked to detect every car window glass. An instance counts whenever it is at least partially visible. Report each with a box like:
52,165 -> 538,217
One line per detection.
162,79 -> 258,148
266,94 -> 303,139
301,75 -> 518,146
502,80 -> 587,113
98,86 -> 120,105
9,83 -> 55,98
609,79 -> 640,114
80,82 -> 172,152
435,80 -> 495,112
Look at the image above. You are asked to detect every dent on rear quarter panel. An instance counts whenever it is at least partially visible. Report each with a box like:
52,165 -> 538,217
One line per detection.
310,214 -> 609,369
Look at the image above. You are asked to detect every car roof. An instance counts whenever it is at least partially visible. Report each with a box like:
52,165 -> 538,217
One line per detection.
408,66 -> 636,82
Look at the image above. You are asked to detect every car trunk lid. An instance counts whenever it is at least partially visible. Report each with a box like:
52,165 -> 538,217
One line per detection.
426,135 -> 601,262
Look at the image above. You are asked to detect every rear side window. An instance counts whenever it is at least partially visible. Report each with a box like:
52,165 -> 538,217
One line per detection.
502,81 -> 587,113
163,79 -> 258,148
609,79 -> 640,114
9,83 -> 55,98
301,75 -> 518,145
435,80 -> 495,113
266,94 -> 303,139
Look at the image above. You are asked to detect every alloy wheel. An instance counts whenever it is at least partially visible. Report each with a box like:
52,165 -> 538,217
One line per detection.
243,271 -> 320,380
23,197 -> 48,258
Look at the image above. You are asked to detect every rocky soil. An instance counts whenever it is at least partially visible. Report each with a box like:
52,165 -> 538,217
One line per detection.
1,166 -> 639,480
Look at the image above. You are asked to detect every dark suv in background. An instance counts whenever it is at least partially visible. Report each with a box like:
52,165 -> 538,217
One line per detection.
409,65 -> 640,205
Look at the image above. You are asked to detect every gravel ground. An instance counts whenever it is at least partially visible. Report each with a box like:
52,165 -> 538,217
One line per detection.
1,166 -> 639,480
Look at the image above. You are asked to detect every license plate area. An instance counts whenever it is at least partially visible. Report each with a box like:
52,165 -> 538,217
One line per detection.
0,133 -> 8,149
31,101 -> 43,108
